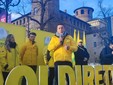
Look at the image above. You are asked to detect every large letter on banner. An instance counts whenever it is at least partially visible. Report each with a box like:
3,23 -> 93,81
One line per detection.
39,66 -> 48,85
95,65 -> 103,85
58,66 -> 76,85
75,65 -> 82,85
5,65 -> 37,85
83,65 -> 94,85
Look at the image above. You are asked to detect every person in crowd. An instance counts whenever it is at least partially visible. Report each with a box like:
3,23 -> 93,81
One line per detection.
20,32 -> 38,73
0,41 -> 9,85
48,24 -> 77,85
100,40 -> 113,65
20,32 -> 38,85
44,47 -> 55,85
4,34 -> 19,70
99,39 -> 113,84
3,34 -> 19,84
0,44 -> 8,70
74,39 -> 90,65
74,39 -> 90,85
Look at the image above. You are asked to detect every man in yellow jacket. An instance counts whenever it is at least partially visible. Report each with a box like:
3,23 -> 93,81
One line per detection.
20,32 -> 38,73
20,32 -> 38,85
48,24 -> 77,85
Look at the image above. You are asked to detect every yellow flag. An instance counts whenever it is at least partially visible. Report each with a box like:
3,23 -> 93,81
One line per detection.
72,29 -> 77,66
83,31 -> 86,47
74,30 -> 76,42
77,30 -> 80,44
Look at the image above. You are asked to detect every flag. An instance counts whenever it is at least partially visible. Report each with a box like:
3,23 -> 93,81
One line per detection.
74,30 -> 77,42
83,31 -> 86,48
72,29 -> 77,67
77,30 -> 80,45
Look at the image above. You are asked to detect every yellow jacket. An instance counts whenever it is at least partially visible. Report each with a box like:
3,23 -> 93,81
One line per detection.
6,46 -> 19,71
20,40 -> 38,65
48,35 -> 77,63
0,46 -> 7,70
43,48 -> 54,67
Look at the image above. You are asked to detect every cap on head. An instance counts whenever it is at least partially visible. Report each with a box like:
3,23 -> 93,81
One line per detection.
78,39 -> 83,43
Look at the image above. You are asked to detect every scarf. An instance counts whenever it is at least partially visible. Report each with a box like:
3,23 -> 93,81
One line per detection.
55,32 -> 68,38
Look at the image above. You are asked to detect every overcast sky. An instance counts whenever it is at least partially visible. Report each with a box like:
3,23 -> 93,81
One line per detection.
11,0 -> 113,20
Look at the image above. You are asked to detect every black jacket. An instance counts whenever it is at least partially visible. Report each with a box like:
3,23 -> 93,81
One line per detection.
74,46 -> 90,65
100,46 -> 113,65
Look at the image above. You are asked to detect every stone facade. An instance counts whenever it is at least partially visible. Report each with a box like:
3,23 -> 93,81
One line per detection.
11,0 -> 91,36
87,19 -> 107,63
74,7 -> 94,22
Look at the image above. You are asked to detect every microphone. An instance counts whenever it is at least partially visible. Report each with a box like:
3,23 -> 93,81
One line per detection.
60,35 -> 63,45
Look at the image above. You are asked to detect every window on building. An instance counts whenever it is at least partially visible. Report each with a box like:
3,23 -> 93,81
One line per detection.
20,20 -> 22,25
88,10 -> 90,14
77,21 -> 79,27
76,11 -> 78,15
74,20 -> 76,25
80,23 -> 82,28
81,10 -> 84,14
70,18 -> 72,24
94,52 -> 96,55
33,7 -> 38,15
82,24 -> 85,29
93,34 -> 96,37
102,32 -> 107,36
16,21 -> 18,25
94,42 -> 97,47
23,18 -> 25,24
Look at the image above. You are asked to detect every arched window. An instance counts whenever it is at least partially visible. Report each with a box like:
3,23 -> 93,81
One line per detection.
81,9 -> 84,14
76,11 -> 78,15
88,10 -> 90,14
33,7 -> 38,15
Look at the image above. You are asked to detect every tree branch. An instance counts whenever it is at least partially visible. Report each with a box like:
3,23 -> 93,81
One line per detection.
10,0 -> 21,7
43,17 -> 54,26
44,0 -> 52,6
0,0 -> 5,6
29,17 -> 41,25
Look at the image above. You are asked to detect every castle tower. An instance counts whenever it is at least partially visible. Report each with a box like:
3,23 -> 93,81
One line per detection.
30,0 -> 60,32
74,7 -> 94,22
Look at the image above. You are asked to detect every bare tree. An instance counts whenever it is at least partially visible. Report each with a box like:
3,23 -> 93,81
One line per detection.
97,0 -> 113,19
14,0 -> 54,30
29,0 -> 54,30
97,0 -> 113,45
0,0 -> 21,23
13,0 -> 31,15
